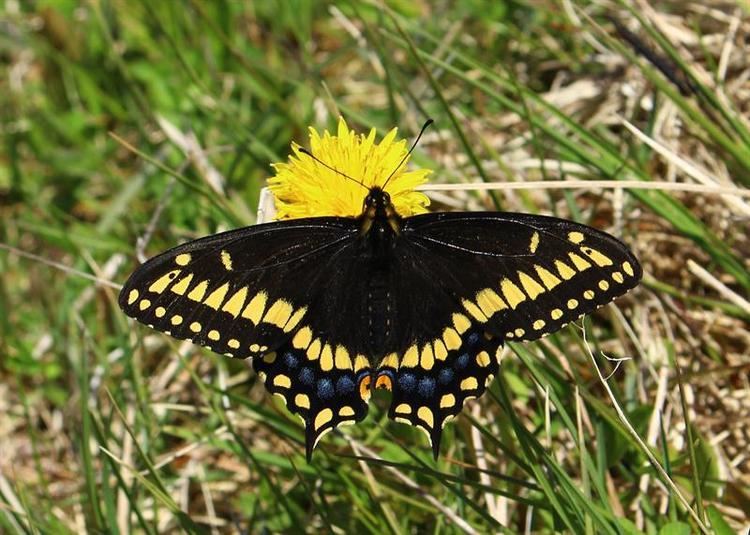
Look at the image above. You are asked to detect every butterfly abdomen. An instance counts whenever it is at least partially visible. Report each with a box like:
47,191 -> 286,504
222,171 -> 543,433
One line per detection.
365,266 -> 394,355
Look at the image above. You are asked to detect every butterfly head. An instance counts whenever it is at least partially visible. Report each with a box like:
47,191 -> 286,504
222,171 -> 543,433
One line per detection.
361,186 -> 402,235
363,187 -> 392,215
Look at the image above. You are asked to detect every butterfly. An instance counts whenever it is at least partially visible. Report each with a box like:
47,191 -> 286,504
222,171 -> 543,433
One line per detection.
119,120 -> 641,460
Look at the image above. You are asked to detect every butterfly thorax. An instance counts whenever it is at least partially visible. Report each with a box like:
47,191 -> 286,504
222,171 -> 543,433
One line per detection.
358,187 -> 402,242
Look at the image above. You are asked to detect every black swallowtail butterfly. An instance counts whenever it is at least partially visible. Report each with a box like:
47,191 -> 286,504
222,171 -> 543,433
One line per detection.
119,121 -> 641,460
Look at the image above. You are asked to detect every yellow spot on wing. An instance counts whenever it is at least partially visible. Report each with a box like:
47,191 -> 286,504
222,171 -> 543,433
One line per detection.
568,252 -> 591,271
295,393 -> 310,409
567,299 -> 578,309
283,306 -> 307,332
529,231 -> 540,253
440,394 -> 456,408
354,354 -> 369,372
460,377 -> 478,390
533,319 -> 546,330
171,315 -> 183,325
599,280 -> 610,291
171,273 -> 194,295
307,338 -> 322,360
501,279 -> 526,309
514,328 -> 525,338
292,326 -> 313,349
189,321 -> 201,332
443,328 -> 462,350
462,299 -> 488,322
228,339 -> 240,349
175,253 -> 191,266
534,265 -> 561,290
395,403 -> 411,414
155,306 -> 166,318
434,339 -> 448,361
452,313 -> 472,334
420,344 -> 435,370
241,292 -> 267,324
623,261 -> 634,277
221,287 -> 248,317
518,272 -> 545,300
187,280 -> 209,302
417,407 -> 434,428
380,352 -> 399,369
208,330 -> 220,341
554,260 -> 576,280
273,374 -> 291,388
581,246 -> 613,267
612,271 -> 624,283
584,290 -> 595,300
568,231 -> 585,244
127,289 -> 139,305
401,345 -> 419,368
551,309 -> 563,320
476,351 -> 491,367
475,288 -> 507,317
334,345 -> 352,370
139,299 -> 151,310
220,250 -> 233,270
339,406 -> 355,417
263,299 -> 293,328
320,344 -> 334,371
203,282 -> 229,310
148,270 -> 181,294
314,408 -> 333,430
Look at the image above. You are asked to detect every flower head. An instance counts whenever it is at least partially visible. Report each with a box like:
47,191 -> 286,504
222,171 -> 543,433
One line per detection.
268,118 -> 431,219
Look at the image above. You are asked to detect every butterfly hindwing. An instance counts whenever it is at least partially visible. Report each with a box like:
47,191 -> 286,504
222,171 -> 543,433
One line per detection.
380,327 -> 501,458
253,337 -> 371,460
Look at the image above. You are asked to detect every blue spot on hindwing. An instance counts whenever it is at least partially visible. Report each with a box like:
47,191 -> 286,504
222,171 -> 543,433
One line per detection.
336,375 -> 355,395
456,353 -> 470,369
398,373 -> 416,392
284,351 -> 299,369
417,377 -> 436,398
299,367 -> 315,386
317,378 -> 335,399
467,332 -> 480,347
438,368 -> 454,385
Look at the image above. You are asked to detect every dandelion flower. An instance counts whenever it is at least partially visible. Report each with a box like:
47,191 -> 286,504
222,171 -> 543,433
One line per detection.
268,117 -> 431,219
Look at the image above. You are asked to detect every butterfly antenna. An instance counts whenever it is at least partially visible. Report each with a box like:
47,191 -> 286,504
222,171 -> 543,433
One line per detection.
382,118 -> 433,189
298,147 -> 368,191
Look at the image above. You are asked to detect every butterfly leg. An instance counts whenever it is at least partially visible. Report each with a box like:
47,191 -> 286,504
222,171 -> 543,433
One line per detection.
381,329 -> 502,459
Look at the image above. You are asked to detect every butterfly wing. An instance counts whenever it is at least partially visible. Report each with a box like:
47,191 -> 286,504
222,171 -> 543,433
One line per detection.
118,218 -> 374,458
400,211 -> 642,342
380,211 -> 641,456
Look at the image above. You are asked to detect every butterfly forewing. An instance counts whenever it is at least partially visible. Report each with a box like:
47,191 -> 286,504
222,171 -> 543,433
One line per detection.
119,218 -> 358,357
400,211 -> 642,343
